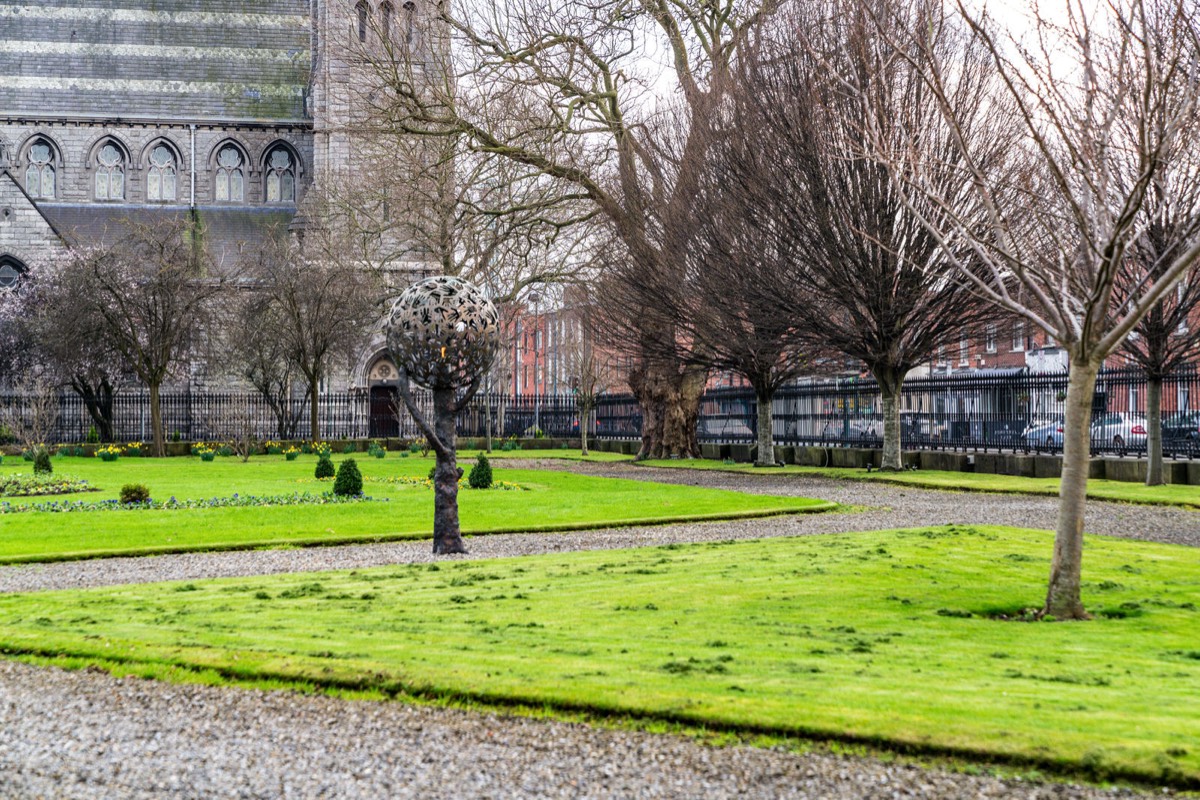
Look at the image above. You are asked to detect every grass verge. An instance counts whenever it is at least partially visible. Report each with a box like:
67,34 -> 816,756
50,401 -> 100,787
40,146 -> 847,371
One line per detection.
0,456 -> 832,564
637,459 -> 1200,509
1,526 -> 1196,787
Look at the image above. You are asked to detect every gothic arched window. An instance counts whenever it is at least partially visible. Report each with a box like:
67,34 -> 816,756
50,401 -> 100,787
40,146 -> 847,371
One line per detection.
265,147 -> 296,203
0,256 -> 27,292
403,1 -> 417,44
380,2 -> 394,42
214,145 -> 245,202
356,1 -> 369,42
94,142 -> 126,200
25,140 -> 55,199
147,144 -> 178,202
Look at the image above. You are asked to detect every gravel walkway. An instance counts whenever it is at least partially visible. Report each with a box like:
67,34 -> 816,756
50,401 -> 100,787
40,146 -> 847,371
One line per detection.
0,462 -> 1193,798
0,659 -> 1168,800
2,460 -> 1195,595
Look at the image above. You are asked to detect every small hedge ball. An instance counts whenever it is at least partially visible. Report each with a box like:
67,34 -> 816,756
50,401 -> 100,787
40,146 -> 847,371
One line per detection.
119,483 -> 151,504
468,453 -> 493,489
32,448 -> 53,475
315,453 -> 335,479
333,458 -> 363,497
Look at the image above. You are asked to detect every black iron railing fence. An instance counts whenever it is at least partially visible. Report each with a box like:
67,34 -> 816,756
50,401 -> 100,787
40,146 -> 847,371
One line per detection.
0,389 -> 588,446
596,368 -> 1200,458
3,368 -> 1198,457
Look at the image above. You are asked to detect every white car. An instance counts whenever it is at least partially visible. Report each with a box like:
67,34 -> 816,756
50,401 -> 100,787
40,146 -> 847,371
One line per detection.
1090,412 -> 1148,453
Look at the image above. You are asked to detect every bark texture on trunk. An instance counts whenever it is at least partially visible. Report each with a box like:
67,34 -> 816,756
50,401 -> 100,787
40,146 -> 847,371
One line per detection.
871,366 -> 905,471
74,378 -> 116,443
631,361 -> 705,460
431,387 -> 466,554
309,378 -> 321,442
1146,376 -> 1164,486
1045,361 -> 1099,620
754,388 -> 775,467
148,382 -> 165,458
580,402 -> 592,456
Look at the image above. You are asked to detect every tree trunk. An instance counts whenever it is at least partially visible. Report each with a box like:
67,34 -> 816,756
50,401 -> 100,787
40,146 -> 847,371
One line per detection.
432,387 -> 466,554
631,360 -> 705,459
309,377 -> 320,442
1146,375 -> 1164,486
74,378 -> 116,443
1044,360 -> 1099,620
148,381 -> 165,458
872,366 -> 905,472
581,401 -> 591,456
754,387 -> 775,467
485,391 -> 493,453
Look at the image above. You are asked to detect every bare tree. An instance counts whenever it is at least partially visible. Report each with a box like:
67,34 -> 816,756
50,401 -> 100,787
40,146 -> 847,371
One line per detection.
563,297 -> 619,456
223,287 -> 307,441
877,0 -> 1200,617
17,270 -> 127,442
241,235 -> 381,441
746,0 -> 1004,471
1116,154 -> 1200,484
358,0 -> 777,458
59,218 -> 226,457
601,101 -> 814,467
0,376 -> 60,461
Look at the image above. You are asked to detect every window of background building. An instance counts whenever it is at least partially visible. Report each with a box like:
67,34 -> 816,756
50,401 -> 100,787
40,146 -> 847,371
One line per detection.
25,140 -> 55,199
959,336 -> 969,365
147,145 -> 177,202
94,143 -> 125,200
265,147 -> 296,203
215,146 -> 245,202
985,324 -> 996,353
0,257 -> 25,290
356,1 -> 369,41
1012,322 -> 1025,352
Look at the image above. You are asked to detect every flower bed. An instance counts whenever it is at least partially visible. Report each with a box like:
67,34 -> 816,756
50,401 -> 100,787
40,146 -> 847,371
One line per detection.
363,475 -> 527,491
0,491 -> 385,515
0,474 -> 95,498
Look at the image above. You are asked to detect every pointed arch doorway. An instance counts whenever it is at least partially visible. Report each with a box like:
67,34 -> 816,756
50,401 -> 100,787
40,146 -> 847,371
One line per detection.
367,355 -> 401,438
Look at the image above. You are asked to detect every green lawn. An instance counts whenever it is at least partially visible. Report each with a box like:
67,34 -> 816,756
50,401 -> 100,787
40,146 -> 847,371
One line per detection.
637,459 -> 1200,509
0,456 -> 833,564
1,526 -> 1196,786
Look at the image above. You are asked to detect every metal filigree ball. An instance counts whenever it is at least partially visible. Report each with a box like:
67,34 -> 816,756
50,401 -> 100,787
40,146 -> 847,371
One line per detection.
384,276 -> 500,390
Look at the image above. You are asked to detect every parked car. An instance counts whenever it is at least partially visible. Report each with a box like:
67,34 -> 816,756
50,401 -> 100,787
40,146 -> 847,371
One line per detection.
819,419 -> 878,443
696,417 -> 755,441
1023,417 -> 1064,450
1090,412 -> 1148,454
1162,410 -> 1200,456
898,412 -> 949,444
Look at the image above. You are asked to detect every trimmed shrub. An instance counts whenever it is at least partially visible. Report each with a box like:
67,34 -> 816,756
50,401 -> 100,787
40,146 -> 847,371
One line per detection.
33,449 -> 53,475
342,442 -> 356,454
333,458 -> 363,497
119,483 -> 151,504
468,453 -> 493,489
315,453 -> 335,479
428,465 -> 437,481
85,425 -> 99,444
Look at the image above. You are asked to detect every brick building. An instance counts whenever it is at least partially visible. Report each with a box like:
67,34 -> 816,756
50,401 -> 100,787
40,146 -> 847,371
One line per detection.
0,0 -> 433,389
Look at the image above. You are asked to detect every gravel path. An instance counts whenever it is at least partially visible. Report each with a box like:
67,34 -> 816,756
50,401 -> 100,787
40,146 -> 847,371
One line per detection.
0,462 -> 1193,798
2,459 -> 1195,595
0,659 -> 1168,800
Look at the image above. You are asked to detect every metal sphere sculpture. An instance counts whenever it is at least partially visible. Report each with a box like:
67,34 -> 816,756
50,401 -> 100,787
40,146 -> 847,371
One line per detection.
385,276 -> 500,390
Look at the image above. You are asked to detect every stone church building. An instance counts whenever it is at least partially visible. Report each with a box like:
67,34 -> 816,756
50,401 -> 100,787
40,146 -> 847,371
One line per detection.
0,0 -> 428,395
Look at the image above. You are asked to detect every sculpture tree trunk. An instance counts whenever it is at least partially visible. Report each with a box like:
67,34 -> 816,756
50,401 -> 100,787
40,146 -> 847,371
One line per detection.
1044,360 -> 1100,620
431,387 -> 466,554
